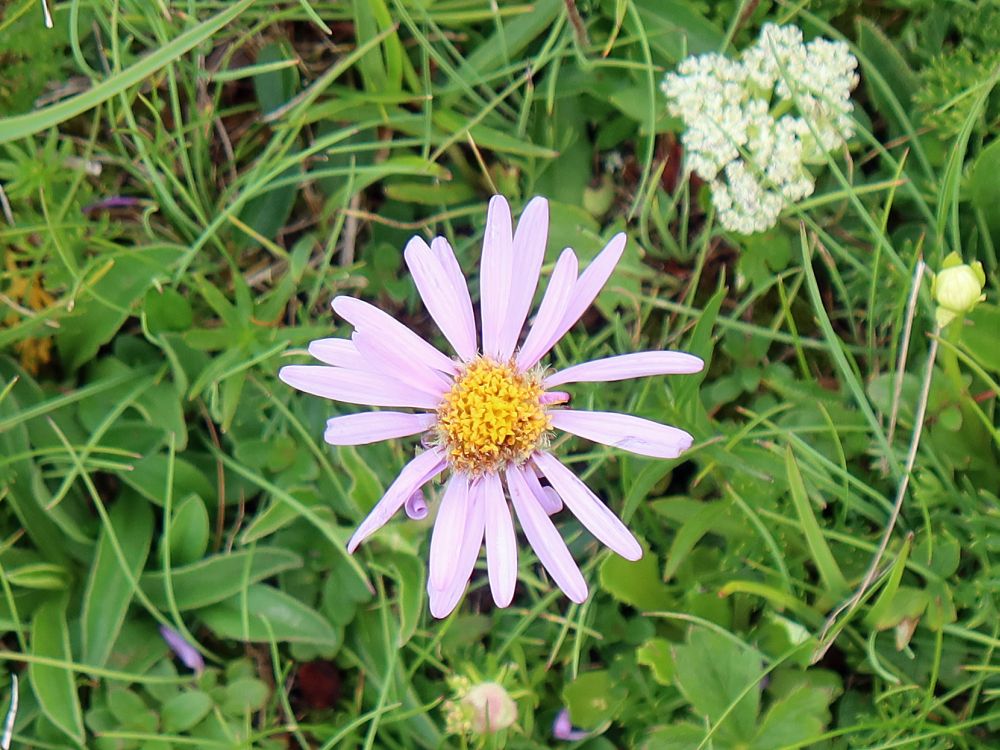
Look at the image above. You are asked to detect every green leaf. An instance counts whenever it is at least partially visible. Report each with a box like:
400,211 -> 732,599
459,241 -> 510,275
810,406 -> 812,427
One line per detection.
161,690 -> 214,733
56,244 -> 185,371
636,637 -> 675,686
562,670 -> 628,730
864,536 -> 912,629
166,494 -> 211,567
631,0 -> 723,62
385,552 -> 424,647
663,499 -> 730,581
971,138 -> 1000,230
197,583 -> 341,647
221,677 -> 270,716
140,547 -> 302,610
751,685 -> 834,749
29,596 -> 85,745
785,448 -> 850,598
81,500 -> 154,667
855,18 -> 919,137
599,546 -> 671,611
672,629 -> 761,742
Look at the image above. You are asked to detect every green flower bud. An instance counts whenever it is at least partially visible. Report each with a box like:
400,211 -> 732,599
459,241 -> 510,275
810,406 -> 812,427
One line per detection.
932,252 -> 986,327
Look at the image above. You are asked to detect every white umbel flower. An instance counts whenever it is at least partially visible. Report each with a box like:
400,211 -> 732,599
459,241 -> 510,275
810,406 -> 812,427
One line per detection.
661,24 -> 859,234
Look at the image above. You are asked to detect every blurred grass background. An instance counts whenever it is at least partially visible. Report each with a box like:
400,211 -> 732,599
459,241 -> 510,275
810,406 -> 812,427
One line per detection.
0,0 -> 999,747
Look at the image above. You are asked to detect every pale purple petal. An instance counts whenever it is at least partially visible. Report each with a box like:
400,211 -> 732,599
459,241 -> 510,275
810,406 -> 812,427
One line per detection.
539,391 -> 570,405
159,625 -> 204,674
404,490 -> 429,520
429,474 -> 471,590
324,411 -> 436,446
431,237 -> 478,355
352,330 -> 450,397
547,233 -> 627,349
308,338 -> 368,369
532,451 -> 642,561
506,466 -> 587,602
553,709 -> 590,741
483,473 -> 517,607
545,351 -> 705,388
332,296 -> 457,374
522,468 -> 563,515
497,197 -> 549,360
550,410 -> 694,459
429,482 -> 485,618
404,236 -> 478,361
515,249 -> 579,370
480,196 -> 514,359
347,448 -> 447,552
279,365 -> 440,409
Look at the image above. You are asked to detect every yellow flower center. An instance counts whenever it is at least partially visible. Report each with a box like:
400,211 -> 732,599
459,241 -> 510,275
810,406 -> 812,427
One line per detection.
435,358 -> 549,475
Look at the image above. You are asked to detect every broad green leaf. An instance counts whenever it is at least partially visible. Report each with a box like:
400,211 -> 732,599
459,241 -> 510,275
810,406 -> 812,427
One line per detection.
166,494 -> 210,567
599,546 -> 671,611
140,548 -> 302,610
664,499 -> 731,581
29,596 -> 85,745
56,245 -> 185,371
197,583 -> 340,647
385,552 -> 424,647
81,499 -> 153,667
161,690 -> 213,733
855,18 -> 919,137
672,629 -> 761,742
636,637 -> 675,686
971,138 -> 1000,230
562,670 -> 628,730
751,685 -> 834,749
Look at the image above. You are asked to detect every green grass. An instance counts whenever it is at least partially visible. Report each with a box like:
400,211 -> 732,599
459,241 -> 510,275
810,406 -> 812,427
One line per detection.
1,0 -> 999,748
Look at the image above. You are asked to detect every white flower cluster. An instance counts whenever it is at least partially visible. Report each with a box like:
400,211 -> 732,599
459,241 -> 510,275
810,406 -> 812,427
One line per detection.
662,24 -> 859,234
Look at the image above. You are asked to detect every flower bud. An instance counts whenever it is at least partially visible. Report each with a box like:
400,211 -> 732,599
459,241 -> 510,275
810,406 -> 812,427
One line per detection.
932,252 -> 986,327
460,682 -> 517,735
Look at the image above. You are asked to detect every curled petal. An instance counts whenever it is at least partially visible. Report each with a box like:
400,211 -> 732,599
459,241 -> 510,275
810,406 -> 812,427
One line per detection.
533,451 -> 642,561
347,449 -> 447,552
324,411 -> 435,446
545,351 -> 704,388
523,469 -> 563,515
550,410 -> 694,459
404,490 -> 428,520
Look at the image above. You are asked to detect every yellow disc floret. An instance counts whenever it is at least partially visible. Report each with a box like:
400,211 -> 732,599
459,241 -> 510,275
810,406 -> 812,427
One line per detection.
435,358 -> 549,475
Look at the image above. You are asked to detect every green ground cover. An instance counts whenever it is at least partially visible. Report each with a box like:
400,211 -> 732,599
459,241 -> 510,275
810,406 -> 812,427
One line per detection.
0,1 -> 998,747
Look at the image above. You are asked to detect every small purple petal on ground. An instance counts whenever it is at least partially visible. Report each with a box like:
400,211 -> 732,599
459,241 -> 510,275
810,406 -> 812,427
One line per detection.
552,708 -> 590,741
159,625 -> 204,674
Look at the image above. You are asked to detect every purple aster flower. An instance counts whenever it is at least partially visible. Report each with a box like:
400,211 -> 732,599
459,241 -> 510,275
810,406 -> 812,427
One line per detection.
279,196 -> 702,618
